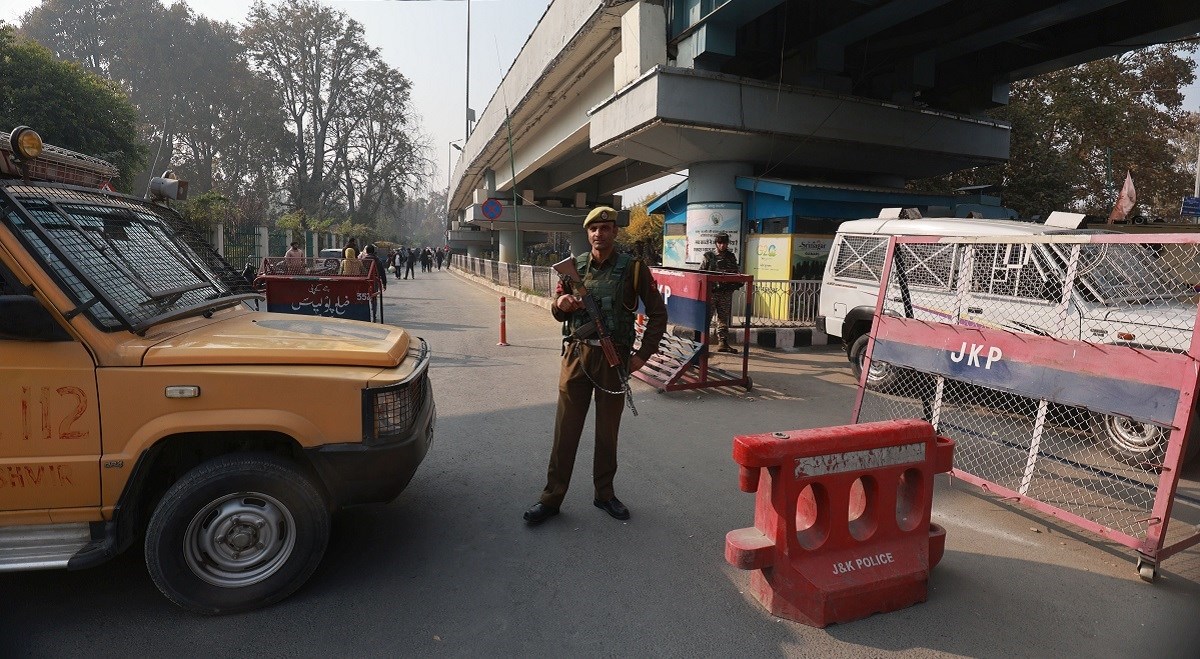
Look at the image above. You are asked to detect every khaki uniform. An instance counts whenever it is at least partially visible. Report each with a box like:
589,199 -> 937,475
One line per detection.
539,255 -> 667,508
701,248 -> 740,348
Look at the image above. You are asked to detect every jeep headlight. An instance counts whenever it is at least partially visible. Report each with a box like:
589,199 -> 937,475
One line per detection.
362,340 -> 430,444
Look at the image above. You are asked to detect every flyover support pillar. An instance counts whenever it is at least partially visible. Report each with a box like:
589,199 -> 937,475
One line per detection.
687,162 -> 752,260
498,229 -> 518,264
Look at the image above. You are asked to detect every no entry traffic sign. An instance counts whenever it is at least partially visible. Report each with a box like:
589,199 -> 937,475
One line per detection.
482,198 -> 503,220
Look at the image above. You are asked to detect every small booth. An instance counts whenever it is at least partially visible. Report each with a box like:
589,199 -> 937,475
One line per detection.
254,257 -> 383,322
635,267 -> 753,392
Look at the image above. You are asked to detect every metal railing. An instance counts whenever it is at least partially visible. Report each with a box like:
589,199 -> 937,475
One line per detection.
451,255 -> 820,327
732,280 -> 821,327
452,255 -> 556,297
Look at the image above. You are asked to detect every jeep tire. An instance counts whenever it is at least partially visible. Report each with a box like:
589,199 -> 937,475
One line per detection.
849,334 -> 897,390
145,453 -> 330,614
1101,414 -> 1200,469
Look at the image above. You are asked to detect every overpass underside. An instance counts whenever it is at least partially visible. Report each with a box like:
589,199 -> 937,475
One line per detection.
446,0 -> 1200,262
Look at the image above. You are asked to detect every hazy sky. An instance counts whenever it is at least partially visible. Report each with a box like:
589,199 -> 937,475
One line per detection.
2,1 -> 1197,200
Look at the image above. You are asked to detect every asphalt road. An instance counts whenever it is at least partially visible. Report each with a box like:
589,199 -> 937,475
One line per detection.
5,265 -> 1200,657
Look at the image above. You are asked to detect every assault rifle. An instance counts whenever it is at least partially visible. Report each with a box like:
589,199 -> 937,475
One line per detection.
552,256 -> 638,416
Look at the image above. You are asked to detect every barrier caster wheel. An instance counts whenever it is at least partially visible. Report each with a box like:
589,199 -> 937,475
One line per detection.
745,377 -> 754,392
1136,557 -> 1158,582
657,388 -> 666,394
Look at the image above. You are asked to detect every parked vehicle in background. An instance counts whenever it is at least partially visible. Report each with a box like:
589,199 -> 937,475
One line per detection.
0,127 -> 436,614
817,209 -> 1199,465
318,247 -> 344,272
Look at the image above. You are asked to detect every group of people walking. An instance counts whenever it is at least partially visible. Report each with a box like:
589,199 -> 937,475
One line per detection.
292,238 -> 452,290
389,245 -> 446,280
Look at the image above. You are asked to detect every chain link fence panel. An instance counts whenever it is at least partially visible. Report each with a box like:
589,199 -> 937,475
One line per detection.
854,234 -> 1200,575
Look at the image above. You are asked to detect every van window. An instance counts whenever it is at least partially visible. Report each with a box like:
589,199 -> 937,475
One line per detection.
969,244 -> 1059,302
832,235 -> 888,283
896,243 -> 956,291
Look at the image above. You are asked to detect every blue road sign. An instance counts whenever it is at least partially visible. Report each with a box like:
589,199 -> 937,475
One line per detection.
1182,196 -> 1200,217
482,198 -> 503,220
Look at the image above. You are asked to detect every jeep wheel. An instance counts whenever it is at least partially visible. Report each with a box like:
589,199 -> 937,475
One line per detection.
1101,414 -> 1200,469
145,453 -> 330,614
849,334 -> 896,390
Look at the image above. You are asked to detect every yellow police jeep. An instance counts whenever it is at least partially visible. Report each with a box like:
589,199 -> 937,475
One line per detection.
0,127 -> 435,613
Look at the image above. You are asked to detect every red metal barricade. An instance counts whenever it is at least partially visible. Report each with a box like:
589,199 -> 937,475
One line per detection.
254,257 -> 381,322
633,267 -> 753,392
725,419 -> 954,627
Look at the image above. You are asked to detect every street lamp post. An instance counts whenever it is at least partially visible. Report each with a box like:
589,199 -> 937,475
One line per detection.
448,140 -> 463,190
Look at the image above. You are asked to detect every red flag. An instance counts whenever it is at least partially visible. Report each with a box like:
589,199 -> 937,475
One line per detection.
1107,171 -> 1136,223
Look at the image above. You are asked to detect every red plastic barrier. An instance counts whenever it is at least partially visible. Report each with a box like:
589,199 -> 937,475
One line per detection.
725,419 -> 954,627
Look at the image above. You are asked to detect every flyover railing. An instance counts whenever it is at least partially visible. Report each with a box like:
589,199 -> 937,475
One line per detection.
452,255 -> 555,297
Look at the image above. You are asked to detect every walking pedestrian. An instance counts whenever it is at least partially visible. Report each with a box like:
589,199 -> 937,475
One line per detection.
435,248 -> 444,270
405,245 -> 418,279
393,249 -> 404,281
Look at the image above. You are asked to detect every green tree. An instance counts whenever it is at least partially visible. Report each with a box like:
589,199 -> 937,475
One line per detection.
244,0 -> 428,225
16,0 -> 113,73
176,189 -> 231,233
915,43 -> 1197,219
19,0 -> 288,207
393,190 -> 448,246
0,25 -> 144,187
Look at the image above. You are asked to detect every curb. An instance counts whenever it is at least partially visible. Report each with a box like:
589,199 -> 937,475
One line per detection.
670,325 -> 830,351
735,327 -> 830,350
449,267 -> 555,312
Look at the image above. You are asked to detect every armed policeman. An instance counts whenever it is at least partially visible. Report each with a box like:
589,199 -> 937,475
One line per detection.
523,206 -> 668,525
701,231 -> 740,353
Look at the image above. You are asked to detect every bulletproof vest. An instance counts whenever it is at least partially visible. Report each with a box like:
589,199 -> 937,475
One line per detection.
565,252 -> 636,346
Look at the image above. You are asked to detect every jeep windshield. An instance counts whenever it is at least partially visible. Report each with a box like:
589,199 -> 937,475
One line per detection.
0,181 -> 259,333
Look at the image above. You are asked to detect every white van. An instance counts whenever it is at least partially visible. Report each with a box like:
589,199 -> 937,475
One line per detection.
819,213 -> 1083,379
817,210 -> 1198,464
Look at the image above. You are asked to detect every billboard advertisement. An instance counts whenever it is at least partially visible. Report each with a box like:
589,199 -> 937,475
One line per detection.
791,234 -> 833,280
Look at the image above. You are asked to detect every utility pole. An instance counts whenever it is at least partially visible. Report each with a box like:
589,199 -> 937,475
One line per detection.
505,107 -> 520,265
465,0 -> 471,140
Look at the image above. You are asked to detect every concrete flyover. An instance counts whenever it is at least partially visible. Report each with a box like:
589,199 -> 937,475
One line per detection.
447,0 -> 1200,261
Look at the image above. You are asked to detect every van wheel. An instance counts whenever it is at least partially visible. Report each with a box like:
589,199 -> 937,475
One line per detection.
1101,415 -> 1200,468
144,453 -> 330,615
849,334 -> 897,390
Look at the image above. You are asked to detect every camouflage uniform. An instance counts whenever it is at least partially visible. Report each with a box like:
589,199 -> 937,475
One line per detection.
701,248 -> 740,350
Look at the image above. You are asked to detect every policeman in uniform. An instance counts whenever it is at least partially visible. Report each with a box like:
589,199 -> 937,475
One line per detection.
523,206 -> 668,525
701,232 -> 740,353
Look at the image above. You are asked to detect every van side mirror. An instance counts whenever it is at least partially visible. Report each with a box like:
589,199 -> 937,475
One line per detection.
0,295 -> 73,341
